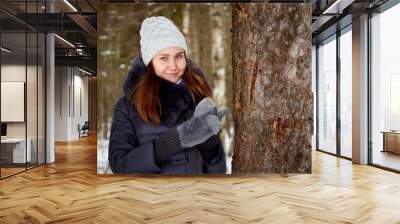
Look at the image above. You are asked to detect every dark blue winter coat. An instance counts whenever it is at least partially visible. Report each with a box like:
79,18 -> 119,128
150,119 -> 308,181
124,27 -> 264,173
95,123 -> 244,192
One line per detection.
108,57 -> 227,174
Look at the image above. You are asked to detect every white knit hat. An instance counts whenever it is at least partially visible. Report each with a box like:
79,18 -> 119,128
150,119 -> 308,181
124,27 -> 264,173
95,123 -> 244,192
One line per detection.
140,16 -> 188,66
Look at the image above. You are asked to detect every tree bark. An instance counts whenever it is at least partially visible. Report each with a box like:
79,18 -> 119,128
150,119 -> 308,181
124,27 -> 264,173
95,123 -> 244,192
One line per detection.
231,3 -> 313,174
186,4 -> 213,83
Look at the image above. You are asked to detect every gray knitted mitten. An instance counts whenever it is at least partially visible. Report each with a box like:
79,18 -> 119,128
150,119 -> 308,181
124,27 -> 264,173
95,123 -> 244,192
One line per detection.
153,98 -> 221,163
193,97 -> 217,117
177,98 -> 221,148
193,97 -> 228,121
194,98 -> 229,162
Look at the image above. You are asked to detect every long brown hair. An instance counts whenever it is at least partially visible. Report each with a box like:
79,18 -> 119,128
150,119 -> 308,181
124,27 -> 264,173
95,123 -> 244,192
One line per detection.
130,60 -> 212,125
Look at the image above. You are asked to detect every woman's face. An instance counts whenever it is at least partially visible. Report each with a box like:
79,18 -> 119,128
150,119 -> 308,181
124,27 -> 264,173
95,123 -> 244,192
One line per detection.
151,47 -> 187,84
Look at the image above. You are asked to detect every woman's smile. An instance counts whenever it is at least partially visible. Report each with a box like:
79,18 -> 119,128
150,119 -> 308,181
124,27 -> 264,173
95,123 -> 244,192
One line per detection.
152,47 -> 187,83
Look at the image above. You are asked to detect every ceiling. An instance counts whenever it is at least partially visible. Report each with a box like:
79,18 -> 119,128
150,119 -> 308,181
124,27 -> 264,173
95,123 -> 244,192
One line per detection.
0,0 -> 98,74
1,0 -> 396,74
311,0 -> 390,44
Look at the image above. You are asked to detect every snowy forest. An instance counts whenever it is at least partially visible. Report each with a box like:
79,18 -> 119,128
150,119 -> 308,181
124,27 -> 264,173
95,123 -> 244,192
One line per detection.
97,4 -> 233,174
97,3 -> 312,175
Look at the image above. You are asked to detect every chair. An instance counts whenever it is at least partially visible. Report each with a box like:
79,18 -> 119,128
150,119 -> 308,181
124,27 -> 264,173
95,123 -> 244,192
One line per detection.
79,121 -> 90,138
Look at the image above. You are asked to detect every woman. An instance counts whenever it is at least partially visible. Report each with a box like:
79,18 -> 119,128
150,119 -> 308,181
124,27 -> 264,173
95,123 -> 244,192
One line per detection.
108,16 -> 228,174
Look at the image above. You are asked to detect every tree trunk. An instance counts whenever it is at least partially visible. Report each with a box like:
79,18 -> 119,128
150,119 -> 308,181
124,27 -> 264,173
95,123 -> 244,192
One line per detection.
186,4 -> 213,83
231,3 -> 313,174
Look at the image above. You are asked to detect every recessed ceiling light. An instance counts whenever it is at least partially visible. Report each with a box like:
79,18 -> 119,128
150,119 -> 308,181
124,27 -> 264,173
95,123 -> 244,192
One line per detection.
63,0 -> 78,12
323,0 -> 355,15
1,47 -> 11,53
78,67 -> 93,76
54,34 -> 75,48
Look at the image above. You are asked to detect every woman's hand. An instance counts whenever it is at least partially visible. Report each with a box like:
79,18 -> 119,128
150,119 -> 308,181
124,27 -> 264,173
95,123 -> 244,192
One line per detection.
197,134 -> 220,162
178,97 -> 229,147
194,97 -> 228,121
191,98 -> 229,162
153,97 -> 228,163
177,113 -> 220,148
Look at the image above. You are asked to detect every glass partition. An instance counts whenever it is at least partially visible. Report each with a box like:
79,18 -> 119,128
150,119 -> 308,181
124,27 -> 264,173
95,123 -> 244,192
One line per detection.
371,3 -> 400,171
27,30 -> 38,169
1,30 -> 28,177
317,35 -> 337,155
339,27 -> 352,158
0,1 -> 46,179
38,31 -> 45,165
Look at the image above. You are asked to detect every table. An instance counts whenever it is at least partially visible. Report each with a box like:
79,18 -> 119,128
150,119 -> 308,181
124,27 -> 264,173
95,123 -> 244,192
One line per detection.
1,138 -> 31,163
381,131 -> 400,154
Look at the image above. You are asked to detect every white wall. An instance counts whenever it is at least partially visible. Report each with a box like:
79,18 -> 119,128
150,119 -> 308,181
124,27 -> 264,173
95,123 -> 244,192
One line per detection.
1,63 -> 46,164
1,65 -> 26,133
55,66 -> 69,141
54,67 -> 89,141
73,72 -> 89,137
1,65 -> 38,138
1,82 -> 25,122
1,65 -> 26,81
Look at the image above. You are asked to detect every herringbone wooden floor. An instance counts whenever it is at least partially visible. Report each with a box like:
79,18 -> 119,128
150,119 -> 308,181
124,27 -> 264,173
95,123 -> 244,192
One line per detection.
1,134 -> 400,223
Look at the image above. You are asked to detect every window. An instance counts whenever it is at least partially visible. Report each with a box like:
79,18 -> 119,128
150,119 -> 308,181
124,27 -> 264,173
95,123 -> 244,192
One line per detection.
317,35 -> 337,154
370,2 -> 400,171
340,27 -> 352,158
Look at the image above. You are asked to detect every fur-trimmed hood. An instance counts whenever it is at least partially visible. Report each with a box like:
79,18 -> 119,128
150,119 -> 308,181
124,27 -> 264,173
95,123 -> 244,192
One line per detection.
122,57 -> 148,97
122,56 -> 205,126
